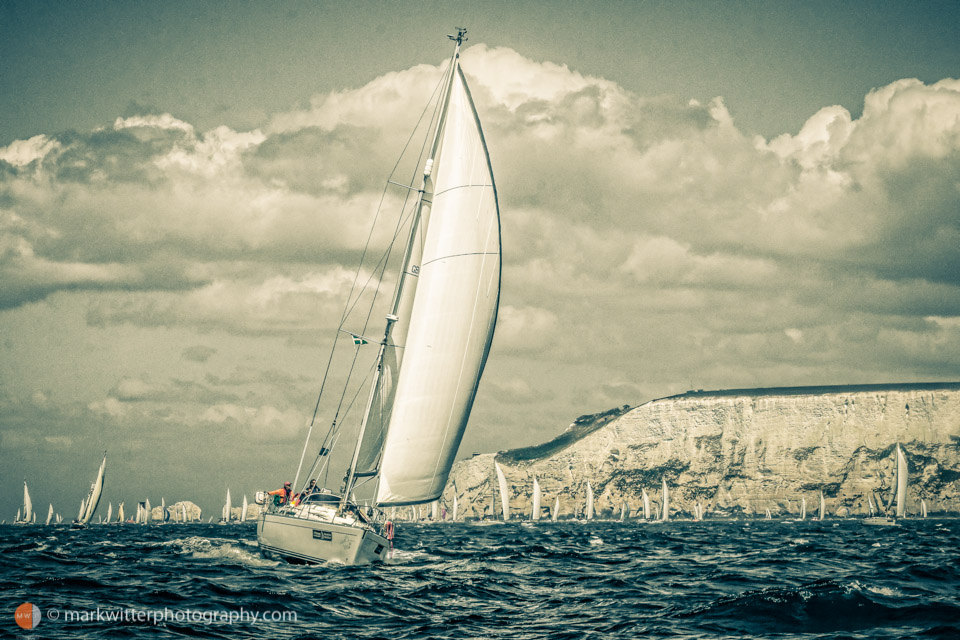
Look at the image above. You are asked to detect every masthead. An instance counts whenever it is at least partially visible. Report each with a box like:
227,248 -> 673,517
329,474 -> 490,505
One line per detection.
447,27 -> 468,46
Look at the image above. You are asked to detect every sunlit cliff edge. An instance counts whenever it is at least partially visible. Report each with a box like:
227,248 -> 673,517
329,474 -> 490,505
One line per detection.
444,383 -> 960,518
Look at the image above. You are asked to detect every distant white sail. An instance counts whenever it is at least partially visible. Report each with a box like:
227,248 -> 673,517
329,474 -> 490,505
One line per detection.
619,503 -> 626,522
78,498 -> 86,521
661,478 -> 669,522
552,496 -> 560,522
532,477 -> 541,521
642,488 -> 650,520
79,453 -> 107,525
45,504 -> 53,526
106,502 -> 113,524
867,493 -> 877,516
585,482 -> 594,521
895,444 -> 907,518
800,497 -> 806,520
224,489 -> 231,523
921,498 -> 927,518
431,500 -> 439,521
495,462 -> 510,521
765,508 -> 772,520
819,491 -> 826,520
118,502 -> 125,523
182,503 -> 187,523
22,481 -> 33,523
241,495 -> 249,522
145,499 -> 151,524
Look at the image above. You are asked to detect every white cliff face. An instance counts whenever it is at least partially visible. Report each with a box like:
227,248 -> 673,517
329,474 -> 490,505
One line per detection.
443,384 -> 960,519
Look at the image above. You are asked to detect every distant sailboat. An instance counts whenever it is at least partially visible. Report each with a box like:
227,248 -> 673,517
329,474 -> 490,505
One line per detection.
818,491 -> 826,521
106,502 -> 113,524
145,499 -> 151,524
118,502 -> 125,523
552,496 -> 560,522
642,488 -> 651,520
75,452 -> 107,527
241,495 -> 249,522
531,477 -> 541,521
864,443 -> 907,526
45,504 -> 53,526
495,462 -> 510,521
867,493 -> 877,516
660,478 -> 669,522
77,498 -> 86,523
619,503 -> 626,522
765,508 -> 772,520
921,499 -> 927,518
223,489 -> 232,523
16,481 -> 33,524
585,482 -> 594,521
181,503 -> 188,523
431,500 -> 439,521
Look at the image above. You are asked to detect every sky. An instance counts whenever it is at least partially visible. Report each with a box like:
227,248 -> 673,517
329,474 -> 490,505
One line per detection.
2,1 -> 959,521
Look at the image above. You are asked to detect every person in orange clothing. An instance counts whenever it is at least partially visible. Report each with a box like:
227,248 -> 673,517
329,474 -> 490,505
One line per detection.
267,482 -> 293,506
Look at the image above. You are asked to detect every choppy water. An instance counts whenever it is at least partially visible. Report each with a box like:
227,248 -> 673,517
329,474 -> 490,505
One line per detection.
2,519 -> 959,639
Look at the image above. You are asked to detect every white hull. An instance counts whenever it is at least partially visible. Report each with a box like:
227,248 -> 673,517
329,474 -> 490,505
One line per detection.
862,516 -> 899,527
257,512 -> 388,565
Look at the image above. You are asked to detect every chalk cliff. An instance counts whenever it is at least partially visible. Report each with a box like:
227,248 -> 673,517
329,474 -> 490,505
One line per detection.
442,383 -> 960,519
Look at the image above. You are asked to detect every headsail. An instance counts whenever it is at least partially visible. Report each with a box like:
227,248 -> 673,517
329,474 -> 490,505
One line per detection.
375,54 -> 500,507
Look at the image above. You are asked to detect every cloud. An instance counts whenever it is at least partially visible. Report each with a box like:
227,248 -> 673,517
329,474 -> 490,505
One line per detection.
182,345 -> 217,362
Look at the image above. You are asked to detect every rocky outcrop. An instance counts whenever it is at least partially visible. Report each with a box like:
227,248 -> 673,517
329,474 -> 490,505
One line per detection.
442,383 -> 960,519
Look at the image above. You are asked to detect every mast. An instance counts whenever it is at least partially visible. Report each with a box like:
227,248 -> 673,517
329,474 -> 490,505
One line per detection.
340,29 -> 468,512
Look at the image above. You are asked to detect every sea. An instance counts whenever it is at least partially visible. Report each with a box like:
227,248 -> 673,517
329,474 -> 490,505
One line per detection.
2,519 -> 958,639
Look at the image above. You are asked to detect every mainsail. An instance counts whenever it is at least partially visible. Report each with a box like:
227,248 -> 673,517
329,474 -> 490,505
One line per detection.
374,55 -> 501,507
22,481 -> 32,523
895,444 -> 907,518
585,482 -> 594,520
495,462 -> 510,520
661,478 -> 669,522
532,477 -> 541,521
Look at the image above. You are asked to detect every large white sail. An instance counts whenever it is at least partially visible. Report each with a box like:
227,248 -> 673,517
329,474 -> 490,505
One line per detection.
661,478 -> 669,522
80,453 -> 106,525
375,62 -> 500,506
585,482 -> 594,520
642,488 -> 650,520
532,477 -> 541,521
495,462 -> 510,520
895,444 -> 907,518
23,481 -> 33,523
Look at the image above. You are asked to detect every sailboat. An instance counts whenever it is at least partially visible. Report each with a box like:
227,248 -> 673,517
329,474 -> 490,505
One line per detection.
864,443 -> 907,526
106,502 -> 113,524
585,482 -> 594,521
118,502 -> 125,523
765,508 -> 772,520
73,452 -> 106,528
921,499 -> 927,518
641,488 -> 651,520
552,496 -> 560,522
531,477 -> 541,521
660,478 -> 669,522
16,481 -> 32,524
257,29 -> 500,565
619,503 -> 626,522
45,504 -> 53,526
144,499 -> 151,524
495,463 -> 510,521
222,489 -> 232,524
241,495 -> 249,522
817,491 -> 826,521
867,492 -> 877,517
799,497 -> 807,521
181,503 -> 188,523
